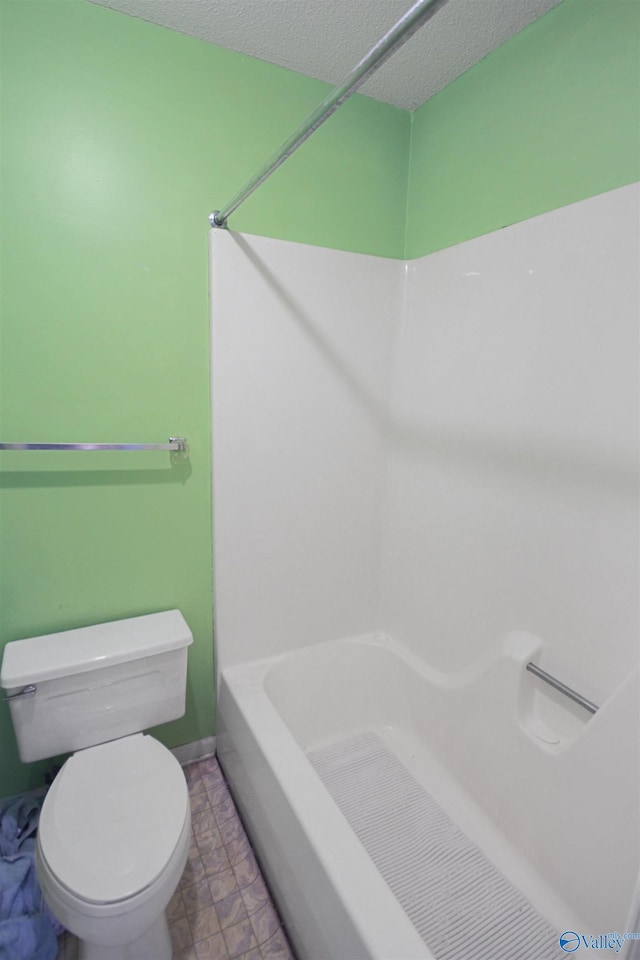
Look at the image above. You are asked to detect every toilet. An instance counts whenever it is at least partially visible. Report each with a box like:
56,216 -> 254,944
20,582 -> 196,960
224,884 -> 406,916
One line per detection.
0,610 -> 194,960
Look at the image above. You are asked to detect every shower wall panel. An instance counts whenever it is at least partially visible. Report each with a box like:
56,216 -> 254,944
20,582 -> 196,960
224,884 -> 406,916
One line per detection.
211,184 -> 638,706
379,183 -> 639,702
210,231 -> 402,668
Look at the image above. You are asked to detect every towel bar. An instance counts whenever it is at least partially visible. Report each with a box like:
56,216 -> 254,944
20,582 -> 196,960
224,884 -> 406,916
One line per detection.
0,437 -> 187,453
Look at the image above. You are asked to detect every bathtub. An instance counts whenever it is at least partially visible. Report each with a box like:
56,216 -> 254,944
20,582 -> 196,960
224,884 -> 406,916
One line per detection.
215,632 -> 639,960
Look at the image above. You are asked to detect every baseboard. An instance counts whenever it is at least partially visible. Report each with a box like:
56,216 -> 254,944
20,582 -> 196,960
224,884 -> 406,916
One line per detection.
171,736 -> 217,767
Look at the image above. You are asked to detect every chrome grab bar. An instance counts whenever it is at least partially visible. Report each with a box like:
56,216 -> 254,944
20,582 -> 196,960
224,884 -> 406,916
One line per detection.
2,684 -> 37,704
526,662 -> 599,715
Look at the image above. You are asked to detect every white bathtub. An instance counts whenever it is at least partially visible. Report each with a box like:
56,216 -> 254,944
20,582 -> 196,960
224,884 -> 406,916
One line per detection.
216,633 -> 639,960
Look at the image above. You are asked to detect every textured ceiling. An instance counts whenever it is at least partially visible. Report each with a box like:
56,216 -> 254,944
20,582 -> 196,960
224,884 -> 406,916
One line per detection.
87,0 -> 563,111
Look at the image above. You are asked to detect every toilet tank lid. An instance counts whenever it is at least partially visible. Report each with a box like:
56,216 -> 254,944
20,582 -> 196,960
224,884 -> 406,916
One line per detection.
0,610 -> 193,688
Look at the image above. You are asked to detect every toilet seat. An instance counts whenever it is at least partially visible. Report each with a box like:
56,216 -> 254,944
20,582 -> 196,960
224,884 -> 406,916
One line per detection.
38,734 -> 189,905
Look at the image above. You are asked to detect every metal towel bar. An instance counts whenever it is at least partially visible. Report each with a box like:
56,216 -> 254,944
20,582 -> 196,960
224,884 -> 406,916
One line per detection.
526,662 -> 599,714
0,437 -> 187,453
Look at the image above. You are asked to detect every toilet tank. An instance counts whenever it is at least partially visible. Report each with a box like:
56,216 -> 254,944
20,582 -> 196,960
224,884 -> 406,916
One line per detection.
0,610 -> 193,762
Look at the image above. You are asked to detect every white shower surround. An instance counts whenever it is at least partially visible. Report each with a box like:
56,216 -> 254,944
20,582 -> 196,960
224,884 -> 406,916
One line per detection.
209,183 -> 639,960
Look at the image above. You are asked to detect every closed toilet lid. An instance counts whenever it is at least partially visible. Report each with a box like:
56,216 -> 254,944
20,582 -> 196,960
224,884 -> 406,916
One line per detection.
38,734 -> 189,904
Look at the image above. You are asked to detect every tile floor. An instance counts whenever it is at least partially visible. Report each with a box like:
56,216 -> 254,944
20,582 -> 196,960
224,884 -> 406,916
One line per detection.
56,755 -> 296,960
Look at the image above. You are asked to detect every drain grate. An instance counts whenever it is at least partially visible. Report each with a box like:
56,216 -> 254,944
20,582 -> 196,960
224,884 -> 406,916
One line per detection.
307,732 -> 557,960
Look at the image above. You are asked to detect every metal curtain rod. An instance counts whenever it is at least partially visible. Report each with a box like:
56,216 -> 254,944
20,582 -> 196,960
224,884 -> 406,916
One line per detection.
209,0 -> 450,228
0,438 -> 187,453
526,662 -> 599,715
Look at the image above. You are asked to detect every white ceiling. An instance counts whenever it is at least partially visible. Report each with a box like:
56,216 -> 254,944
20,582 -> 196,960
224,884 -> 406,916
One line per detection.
87,0 -> 563,111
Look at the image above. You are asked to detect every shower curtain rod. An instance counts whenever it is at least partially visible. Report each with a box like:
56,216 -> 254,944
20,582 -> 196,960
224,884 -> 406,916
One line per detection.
209,0 -> 449,229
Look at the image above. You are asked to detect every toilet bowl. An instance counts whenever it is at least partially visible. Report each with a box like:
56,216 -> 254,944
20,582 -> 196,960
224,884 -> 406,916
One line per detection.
35,734 -> 191,960
0,611 -> 195,960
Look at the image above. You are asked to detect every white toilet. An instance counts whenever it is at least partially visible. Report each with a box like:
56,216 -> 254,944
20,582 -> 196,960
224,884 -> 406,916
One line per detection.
0,609 -> 194,960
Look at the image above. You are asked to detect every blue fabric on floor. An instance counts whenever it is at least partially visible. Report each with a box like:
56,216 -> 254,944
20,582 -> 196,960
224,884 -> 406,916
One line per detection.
0,915 -> 56,960
0,796 -> 41,859
0,794 -> 60,960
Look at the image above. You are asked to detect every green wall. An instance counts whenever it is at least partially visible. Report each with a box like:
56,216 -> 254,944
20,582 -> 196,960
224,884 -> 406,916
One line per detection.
1,0 -> 638,798
405,0 -> 640,257
0,0 -> 409,797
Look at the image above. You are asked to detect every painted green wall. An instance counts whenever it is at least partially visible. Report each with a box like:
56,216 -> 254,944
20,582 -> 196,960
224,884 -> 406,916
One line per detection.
405,0 -> 640,257
0,0 -> 409,797
1,0 -> 638,799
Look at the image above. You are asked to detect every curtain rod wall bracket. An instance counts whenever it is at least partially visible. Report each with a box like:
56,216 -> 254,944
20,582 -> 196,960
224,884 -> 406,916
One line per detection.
209,211 -> 227,229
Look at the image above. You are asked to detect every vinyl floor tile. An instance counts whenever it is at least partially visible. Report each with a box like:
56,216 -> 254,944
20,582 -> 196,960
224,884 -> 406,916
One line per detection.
56,755 -> 296,960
